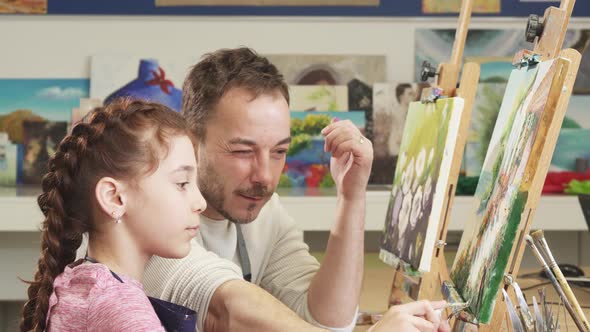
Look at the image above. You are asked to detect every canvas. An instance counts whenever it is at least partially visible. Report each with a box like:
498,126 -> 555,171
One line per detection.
0,0 -> 46,13
463,83 -> 507,177
0,79 -> 89,144
380,97 -> 464,271
22,120 -> 68,185
265,54 -> 386,86
0,133 -> 17,186
422,0 -> 500,13
550,129 -> 590,172
289,85 -> 348,111
71,98 -> 103,126
451,59 -> 566,323
416,29 -> 588,93
91,55 -> 195,112
371,82 -> 431,184
280,111 -> 365,188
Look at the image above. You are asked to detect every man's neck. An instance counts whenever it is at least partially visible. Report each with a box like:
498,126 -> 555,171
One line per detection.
202,207 -> 227,221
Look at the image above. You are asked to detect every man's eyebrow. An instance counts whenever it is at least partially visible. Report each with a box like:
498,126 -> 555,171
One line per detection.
228,137 -> 257,146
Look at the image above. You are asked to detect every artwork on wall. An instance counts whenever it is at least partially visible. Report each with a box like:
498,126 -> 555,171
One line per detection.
266,54 -> 386,86
91,56 -> 191,112
0,0 -> 46,14
22,120 -> 68,185
451,58 -> 566,323
0,79 -> 88,144
416,29 -> 590,94
371,82 -> 431,184
415,29 -> 529,83
380,97 -> 464,271
289,85 -> 348,111
422,0 -> 500,14
0,133 -> 17,186
280,111 -> 365,188
155,0 -> 379,5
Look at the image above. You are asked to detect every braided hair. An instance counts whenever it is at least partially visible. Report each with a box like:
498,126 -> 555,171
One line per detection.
20,98 -> 193,332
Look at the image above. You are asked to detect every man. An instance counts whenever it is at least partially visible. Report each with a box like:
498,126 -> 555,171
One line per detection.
144,48 -> 448,332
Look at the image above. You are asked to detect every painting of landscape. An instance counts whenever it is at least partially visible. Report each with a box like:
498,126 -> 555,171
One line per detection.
451,59 -> 566,323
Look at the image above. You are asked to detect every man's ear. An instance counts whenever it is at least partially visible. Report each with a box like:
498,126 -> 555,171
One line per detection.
95,177 -> 126,221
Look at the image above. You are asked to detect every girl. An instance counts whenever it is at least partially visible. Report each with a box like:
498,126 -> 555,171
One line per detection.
20,99 -> 206,331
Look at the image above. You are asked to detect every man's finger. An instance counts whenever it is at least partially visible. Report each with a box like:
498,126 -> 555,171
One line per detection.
409,315 -> 437,332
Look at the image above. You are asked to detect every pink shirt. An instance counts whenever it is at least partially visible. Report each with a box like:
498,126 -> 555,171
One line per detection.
46,262 -> 165,331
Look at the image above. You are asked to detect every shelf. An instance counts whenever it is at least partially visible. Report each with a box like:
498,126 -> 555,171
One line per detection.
0,187 -> 587,232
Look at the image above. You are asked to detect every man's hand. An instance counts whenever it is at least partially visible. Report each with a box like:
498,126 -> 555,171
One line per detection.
321,119 -> 373,201
369,300 -> 451,332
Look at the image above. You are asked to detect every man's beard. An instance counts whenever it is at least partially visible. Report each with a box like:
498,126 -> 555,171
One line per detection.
198,162 -> 273,224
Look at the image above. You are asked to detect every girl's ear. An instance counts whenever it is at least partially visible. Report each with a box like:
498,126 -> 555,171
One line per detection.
95,177 -> 126,222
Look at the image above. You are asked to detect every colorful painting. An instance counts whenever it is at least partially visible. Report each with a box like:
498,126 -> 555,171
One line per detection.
0,133 -> 17,186
0,0 -> 46,13
422,0 -> 500,13
265,54 -> 386,86
451,59 -> 566,323
22,120 -> 68,185
0,79 -> 89,144
91,56 -> 191,112
289,85 -> 348,111
415,29 -> 529,83
371,82 -> 431,184
380,97 -> 464,271
550,129 -> 590,172
280,111 -> 365,188
417,29 -> 589,93
463,83 -> 507,177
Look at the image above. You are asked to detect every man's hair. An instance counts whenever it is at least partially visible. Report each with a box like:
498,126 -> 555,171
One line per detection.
395,83 -> 413,104
182,47 -> 290,141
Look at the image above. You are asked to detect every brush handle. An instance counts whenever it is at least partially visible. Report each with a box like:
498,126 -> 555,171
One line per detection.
525,237 -> 587,331
540,238 -> 590,332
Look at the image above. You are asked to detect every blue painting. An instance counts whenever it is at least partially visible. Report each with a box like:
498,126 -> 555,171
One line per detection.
280,111 -> 365,188
0,79 -> 89,144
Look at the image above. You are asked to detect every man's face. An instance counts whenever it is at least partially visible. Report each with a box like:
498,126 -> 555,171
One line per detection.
400,87 -> 416,106
197,87 -> 291,224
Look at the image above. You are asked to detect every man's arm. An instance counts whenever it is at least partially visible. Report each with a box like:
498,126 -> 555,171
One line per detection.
143,242 -> 325,332
206,279 -> 326,332
307,197 -> 365,327
307,120 -> 373,327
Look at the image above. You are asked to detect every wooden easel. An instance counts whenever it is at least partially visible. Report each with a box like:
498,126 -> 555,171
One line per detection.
388,0 -> 481,306
462,0 -> 583,330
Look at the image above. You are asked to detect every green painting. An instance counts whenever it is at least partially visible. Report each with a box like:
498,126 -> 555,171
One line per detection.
380,97 -> 464,271
451,59 -> 565,323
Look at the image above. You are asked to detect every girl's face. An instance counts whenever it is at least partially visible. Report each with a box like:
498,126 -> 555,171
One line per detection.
124,135 -> 206,259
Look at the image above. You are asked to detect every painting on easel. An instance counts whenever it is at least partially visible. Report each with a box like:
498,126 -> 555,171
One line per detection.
451,58 -> 567,323
380,97 -> 464,271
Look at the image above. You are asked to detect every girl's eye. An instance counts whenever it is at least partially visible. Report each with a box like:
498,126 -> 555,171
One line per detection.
177,182 -> 189,190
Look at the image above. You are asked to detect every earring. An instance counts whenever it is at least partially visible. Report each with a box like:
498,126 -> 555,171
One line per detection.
112,211 -> 122,224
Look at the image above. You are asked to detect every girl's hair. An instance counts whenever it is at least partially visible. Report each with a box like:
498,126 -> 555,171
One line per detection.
20,98 -> 194,332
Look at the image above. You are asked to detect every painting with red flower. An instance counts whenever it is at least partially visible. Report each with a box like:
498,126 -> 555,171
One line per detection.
90,55 -> 199,112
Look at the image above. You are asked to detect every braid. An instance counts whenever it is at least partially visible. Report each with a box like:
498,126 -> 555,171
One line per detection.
20,98 -> 191,331
20,131 -> 94,332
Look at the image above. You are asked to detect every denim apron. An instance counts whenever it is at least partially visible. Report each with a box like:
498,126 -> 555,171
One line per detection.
84,256 -> 197,332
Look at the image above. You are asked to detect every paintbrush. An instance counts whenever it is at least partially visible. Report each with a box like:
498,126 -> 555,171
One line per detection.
512,282 -> 535,331
533,296 -> 545,332
504,288 -> 526,332
441,281 -> 479,325
531,231 -> 590,332
525,235 -> 587,332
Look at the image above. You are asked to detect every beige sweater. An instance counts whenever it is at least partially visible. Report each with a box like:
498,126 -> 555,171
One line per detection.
143,194 -> 356,332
